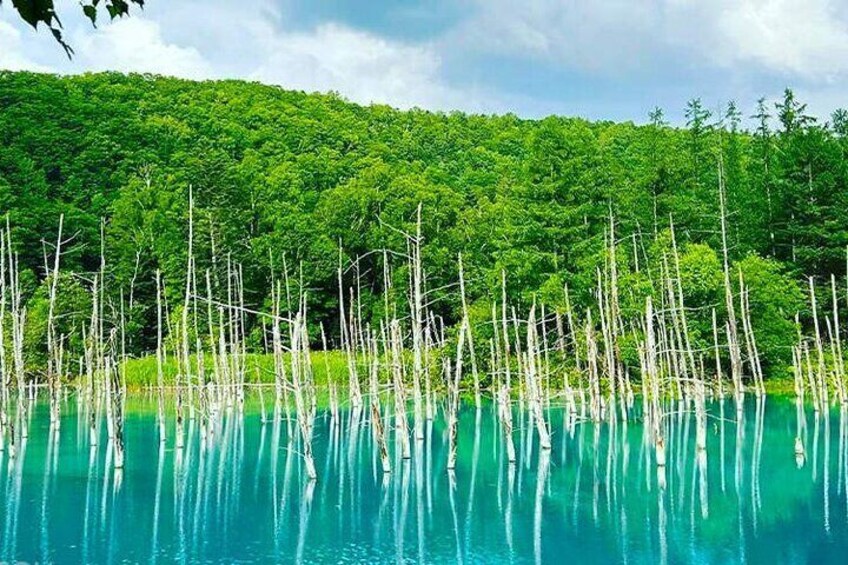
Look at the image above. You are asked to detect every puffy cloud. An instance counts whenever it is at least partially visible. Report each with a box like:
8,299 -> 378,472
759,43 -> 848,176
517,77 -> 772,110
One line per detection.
459,0 -> 848,81
712,0 -> 848,80
2,0 -> 848,119
72,17 -> 214,79
0,2 -> 486,112
0,20 -> 53,72
455,0 -> 664,73
250,23 -> 466,109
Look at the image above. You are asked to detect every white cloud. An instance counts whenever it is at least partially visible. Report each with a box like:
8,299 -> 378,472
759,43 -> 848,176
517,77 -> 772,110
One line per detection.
2,0 -> 847,120
456,0 -> 663,72
250,23 -> 466,109
712,0 -> 848,80
72,17 -> 214,79
0,1 -> 488,112
0,20 -> 53,72
460,0 -> 848,81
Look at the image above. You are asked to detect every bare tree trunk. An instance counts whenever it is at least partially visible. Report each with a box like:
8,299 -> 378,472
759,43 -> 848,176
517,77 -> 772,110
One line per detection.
155,271 -> 167,443
718,158 -> 744,400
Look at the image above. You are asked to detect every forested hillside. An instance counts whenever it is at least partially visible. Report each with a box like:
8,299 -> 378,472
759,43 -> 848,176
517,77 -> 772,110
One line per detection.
0,71 -> 845,377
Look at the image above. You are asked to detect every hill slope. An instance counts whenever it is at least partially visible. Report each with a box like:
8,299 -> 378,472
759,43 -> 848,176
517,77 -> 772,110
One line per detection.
0,72 -> 844,371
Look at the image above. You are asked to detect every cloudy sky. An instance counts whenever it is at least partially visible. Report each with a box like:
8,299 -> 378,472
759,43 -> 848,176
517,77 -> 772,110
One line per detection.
2,0 -> 847,124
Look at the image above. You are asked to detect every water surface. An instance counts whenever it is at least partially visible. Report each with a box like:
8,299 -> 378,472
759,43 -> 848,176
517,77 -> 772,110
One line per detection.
1,396 -> 847,563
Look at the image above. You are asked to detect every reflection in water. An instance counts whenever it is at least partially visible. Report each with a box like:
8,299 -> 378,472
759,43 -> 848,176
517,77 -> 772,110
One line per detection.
2,436 -> 26,560
1,397 -> 848,563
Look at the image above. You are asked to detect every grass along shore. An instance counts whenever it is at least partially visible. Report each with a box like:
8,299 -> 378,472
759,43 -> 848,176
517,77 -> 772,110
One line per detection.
113,350 -> 797,398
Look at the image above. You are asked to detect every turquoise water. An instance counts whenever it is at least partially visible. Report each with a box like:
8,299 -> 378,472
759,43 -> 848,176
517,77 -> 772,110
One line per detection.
1,397 -> 847,563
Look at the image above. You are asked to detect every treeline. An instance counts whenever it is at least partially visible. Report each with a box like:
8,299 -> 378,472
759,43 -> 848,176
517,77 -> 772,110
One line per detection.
0,71 -> 845,378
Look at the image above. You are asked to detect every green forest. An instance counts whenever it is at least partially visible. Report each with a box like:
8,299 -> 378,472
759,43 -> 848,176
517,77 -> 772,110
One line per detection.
1,70 -> 846,381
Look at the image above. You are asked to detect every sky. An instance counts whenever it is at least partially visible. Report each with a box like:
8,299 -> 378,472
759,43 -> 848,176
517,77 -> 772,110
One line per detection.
1,0 -> 848,125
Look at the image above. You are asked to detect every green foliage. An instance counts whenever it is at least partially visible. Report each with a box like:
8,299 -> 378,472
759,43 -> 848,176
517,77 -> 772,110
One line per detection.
23,273 -> 92,374
677,243 -> 724,350
0,72 -> 844,380
121,351 -> 348,389
735,255 -> 804,371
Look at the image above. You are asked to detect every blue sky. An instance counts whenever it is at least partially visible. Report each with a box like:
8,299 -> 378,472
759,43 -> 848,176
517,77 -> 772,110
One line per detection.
2,0 -> 847,125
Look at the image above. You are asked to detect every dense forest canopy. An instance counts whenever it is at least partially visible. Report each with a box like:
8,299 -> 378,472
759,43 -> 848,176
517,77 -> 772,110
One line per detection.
0,71 -> 846,378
